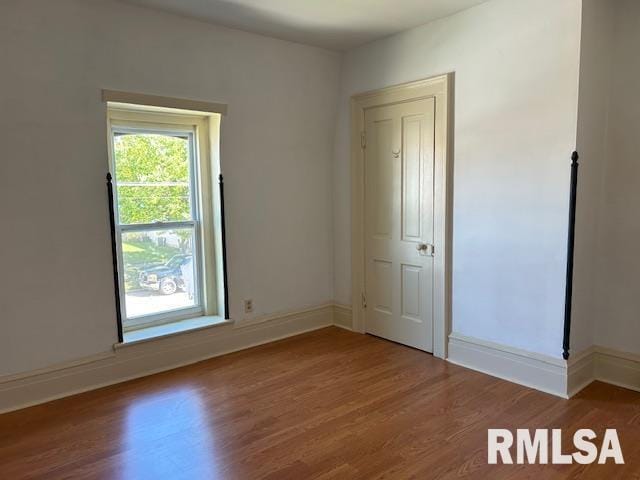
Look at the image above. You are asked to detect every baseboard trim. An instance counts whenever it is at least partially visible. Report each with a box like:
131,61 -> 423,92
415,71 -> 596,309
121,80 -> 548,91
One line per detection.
0,304 -> 335,414
568,346 -> 640,396
12,303 -> 634,413
441,334 -> 639,399
333,304 -> 353,330
596,347 -> 640,393
566,347 -> 596,397
447,333 -> 568,398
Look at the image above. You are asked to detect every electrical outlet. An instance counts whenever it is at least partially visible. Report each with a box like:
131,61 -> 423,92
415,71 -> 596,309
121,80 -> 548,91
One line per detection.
244,299 -> 253,313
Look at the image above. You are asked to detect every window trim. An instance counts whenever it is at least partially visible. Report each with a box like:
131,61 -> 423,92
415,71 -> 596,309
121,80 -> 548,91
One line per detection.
107,107 -> 222,332
102,89 -> 227,116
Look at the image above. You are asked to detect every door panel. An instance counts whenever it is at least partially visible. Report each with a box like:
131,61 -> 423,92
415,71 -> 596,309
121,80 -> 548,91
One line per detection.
373,119 -> 394,239
402,115 -> 423,242
373,260 -> 393,314
401,263 -> 422,322
364,98 -> 435,352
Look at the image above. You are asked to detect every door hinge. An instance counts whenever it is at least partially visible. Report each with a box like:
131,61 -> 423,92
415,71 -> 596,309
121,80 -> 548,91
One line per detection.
361,131 -> 366,149
362,292 -> 367,309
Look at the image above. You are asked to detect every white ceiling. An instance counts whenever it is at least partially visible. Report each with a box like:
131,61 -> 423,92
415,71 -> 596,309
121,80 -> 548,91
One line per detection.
122,0 -> 489,51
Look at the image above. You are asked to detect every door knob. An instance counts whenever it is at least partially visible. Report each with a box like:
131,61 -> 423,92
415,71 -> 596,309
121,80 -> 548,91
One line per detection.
416,243 -> 428,251
416,243 -> 434,256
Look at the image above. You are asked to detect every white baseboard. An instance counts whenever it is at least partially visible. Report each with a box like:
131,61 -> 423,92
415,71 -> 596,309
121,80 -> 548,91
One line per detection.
596,347 -> 640,392
0,304 -> 335,414
447,333 -> 569,398
333,304 -> 353,330
448,334 -> 640,399
6,303 -> 634,414
566,347 -> 596,397
568,346 -> 640,396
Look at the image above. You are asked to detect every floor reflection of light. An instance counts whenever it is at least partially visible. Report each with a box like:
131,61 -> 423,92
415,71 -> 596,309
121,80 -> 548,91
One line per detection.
121,387 -> 220,480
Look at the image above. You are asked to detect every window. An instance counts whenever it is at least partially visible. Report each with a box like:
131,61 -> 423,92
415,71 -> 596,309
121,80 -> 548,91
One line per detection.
107,105 -> 223,332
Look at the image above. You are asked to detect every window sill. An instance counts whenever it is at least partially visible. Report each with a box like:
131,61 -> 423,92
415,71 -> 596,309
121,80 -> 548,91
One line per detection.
115,315 -> 232,348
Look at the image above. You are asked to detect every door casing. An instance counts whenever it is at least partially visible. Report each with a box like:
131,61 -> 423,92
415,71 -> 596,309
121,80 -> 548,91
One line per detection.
350,74 -> 453,359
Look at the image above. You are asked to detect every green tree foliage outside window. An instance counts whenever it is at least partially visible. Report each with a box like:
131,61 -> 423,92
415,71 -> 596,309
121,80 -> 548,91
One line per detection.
114,133 -> 192,224
114,133 -> 195,289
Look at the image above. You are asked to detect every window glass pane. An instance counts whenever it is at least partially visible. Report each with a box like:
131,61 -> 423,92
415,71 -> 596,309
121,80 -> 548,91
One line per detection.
121,228 -> 198,319
114,132 -> 193,224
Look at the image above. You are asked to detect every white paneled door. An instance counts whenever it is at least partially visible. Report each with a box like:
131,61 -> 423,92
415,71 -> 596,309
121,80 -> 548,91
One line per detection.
364,98 -> 435,352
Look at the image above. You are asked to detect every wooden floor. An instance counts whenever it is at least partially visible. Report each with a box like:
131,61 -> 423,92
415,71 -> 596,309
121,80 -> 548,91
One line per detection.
1,327 -> 639,479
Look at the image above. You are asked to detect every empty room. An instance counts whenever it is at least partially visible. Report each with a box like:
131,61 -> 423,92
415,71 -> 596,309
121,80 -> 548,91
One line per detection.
1,0 -> 639,478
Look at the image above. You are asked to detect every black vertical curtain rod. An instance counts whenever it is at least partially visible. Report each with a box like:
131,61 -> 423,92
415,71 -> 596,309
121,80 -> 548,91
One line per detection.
107,173 -> 124,343
219,174 -> 230,320
562,151 -> 579,360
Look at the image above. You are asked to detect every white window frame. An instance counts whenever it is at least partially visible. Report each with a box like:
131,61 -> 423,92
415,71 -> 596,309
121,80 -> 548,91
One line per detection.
107,107 -> 222,331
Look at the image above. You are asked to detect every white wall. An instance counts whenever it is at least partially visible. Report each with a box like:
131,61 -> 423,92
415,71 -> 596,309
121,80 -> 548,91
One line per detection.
333,0 -> 582,357
0,0 -> 341,376
572,0 -> 615,355
592,0 -> 640,355
4,0 -> 623,381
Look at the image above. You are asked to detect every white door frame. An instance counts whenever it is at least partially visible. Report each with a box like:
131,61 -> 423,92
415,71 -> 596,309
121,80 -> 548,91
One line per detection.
350,74 -> 453,359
